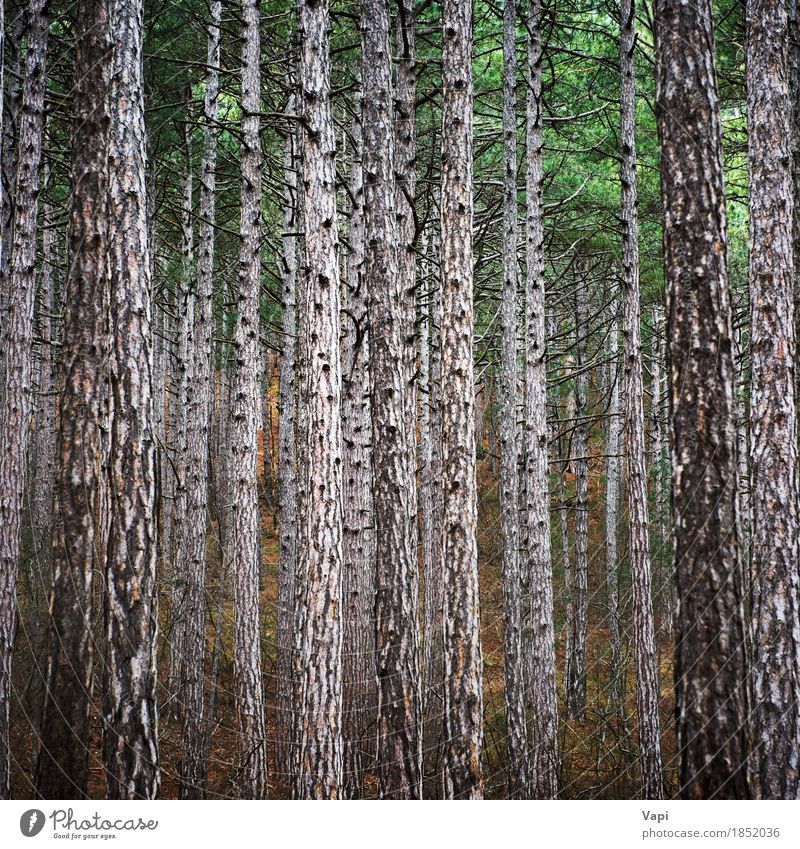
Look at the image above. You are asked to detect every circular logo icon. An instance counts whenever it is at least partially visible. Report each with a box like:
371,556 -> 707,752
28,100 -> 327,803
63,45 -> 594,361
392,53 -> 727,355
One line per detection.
20,810 -> 46,837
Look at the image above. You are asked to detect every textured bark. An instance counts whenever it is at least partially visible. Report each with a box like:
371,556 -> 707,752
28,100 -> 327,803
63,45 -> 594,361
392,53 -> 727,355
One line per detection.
0,4 -> 23,287
167,119 -> 195,717
297,0 -> 344,799
396,0 -> 419,613
649,307 -> 672,636
178,0 -> 221,799
500,0 -> 529,801
745,0 -> 800,800
792,0 -> 800,401
341,105 -> 374,799
230,0 -> 268,799
275,97 -> 298,786
654,0 -> 751,799
30,161 -> 57,542
103,0 -> 160,799
605,300 -> 623,708
34,0 -> 107,798
440,0 -> 484,800
619,0 -> 663,800
361,0 -> 421,800
0,0 -> 48,800
422,229 -> 445,791
566,281 -> 589,722
523,0 -> 558,797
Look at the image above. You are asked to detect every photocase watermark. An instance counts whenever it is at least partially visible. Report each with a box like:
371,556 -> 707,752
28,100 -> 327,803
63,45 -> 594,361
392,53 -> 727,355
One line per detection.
20,810 -> 46,838
18,808 -> 158,840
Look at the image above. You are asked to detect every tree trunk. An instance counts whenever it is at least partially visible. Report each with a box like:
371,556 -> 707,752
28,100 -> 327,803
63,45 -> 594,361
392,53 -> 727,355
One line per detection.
341,103 -> 374,799
103,0 -> 160,799
396,0 -> 418,581
178,0 -> 221,799
500,0 -> 529,801
605,298 -> 623,708
440,0 -> 484,800
0,0 -> 48,799
230,0 -> 268,799
34,0 -> 107,798
654,0 -> 751,799
297,0 -> 344,799
275,95 -> 298,788
361,0 -> 421,799
523,0 -> 559,797
167,117 -> 195,718
745,0 -> 800,800
619,0 -> 663,800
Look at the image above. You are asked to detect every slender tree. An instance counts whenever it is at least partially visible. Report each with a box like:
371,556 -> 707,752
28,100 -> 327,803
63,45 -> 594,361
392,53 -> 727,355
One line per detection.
361,0 -> 421,799
567,276 -> 589,721
745,0 -> 800,800
440,0 -> 484,800
275,95 -> 298,787
34,0 -> 108,798
0,0 -> 48,799
524,0 -> 559,799
654,0 -> 751,799
619,0 -> 663,800
103,0 -> 159,799
341,103 -> 374,799
500,0 -> 529,800
297,0 -> 345,799
178,0 -> 222,799
230,0 -> 268,799
604,298 -> 623,708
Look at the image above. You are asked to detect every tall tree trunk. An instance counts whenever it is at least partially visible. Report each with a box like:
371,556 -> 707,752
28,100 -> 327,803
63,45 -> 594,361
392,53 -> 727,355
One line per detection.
619,0 -> 663,800
396,0 -> 419,616
745,0 -> 800,800
523,0 -> 558,798
34,0 -> 107,798
422,228 -> 445,792
103,0 -> 160,799
230,0 -> 267,799
654,0 -> 751,799
605,298 -> 623,708
178,0 -> 221,799
275,96 -> 298,788
500,0 -> 529,801
31,159 -> 57,541
341,103 -> 374,799
297,0 -> 344,799
440,0 -> 484,800
0,0 -> 48,799
167,117 -> 195,717
361,0 -> 421,799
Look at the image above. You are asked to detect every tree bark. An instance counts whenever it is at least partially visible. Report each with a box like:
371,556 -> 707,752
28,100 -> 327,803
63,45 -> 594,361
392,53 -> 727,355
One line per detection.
500,0 -> 529,801
440,0 -> 484,800
0,0 -> 48,799
275,94 -> 298,788
523,0 -> 559,799
654,0 -> 751,799
605,298 -> 623,708
297,0 -> 345,799
34,0 -> 107,798
230,0 -> 268,799
619,0 -> 663,800
361,0 -> 421,799
178,0 -> 221,799
745,0 -> 800,800
341,103 -> 374,799
103,0 -> 160,799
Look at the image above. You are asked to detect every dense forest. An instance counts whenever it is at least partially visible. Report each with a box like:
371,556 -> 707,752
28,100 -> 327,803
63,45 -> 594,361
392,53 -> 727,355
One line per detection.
0,0 -> 798,801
